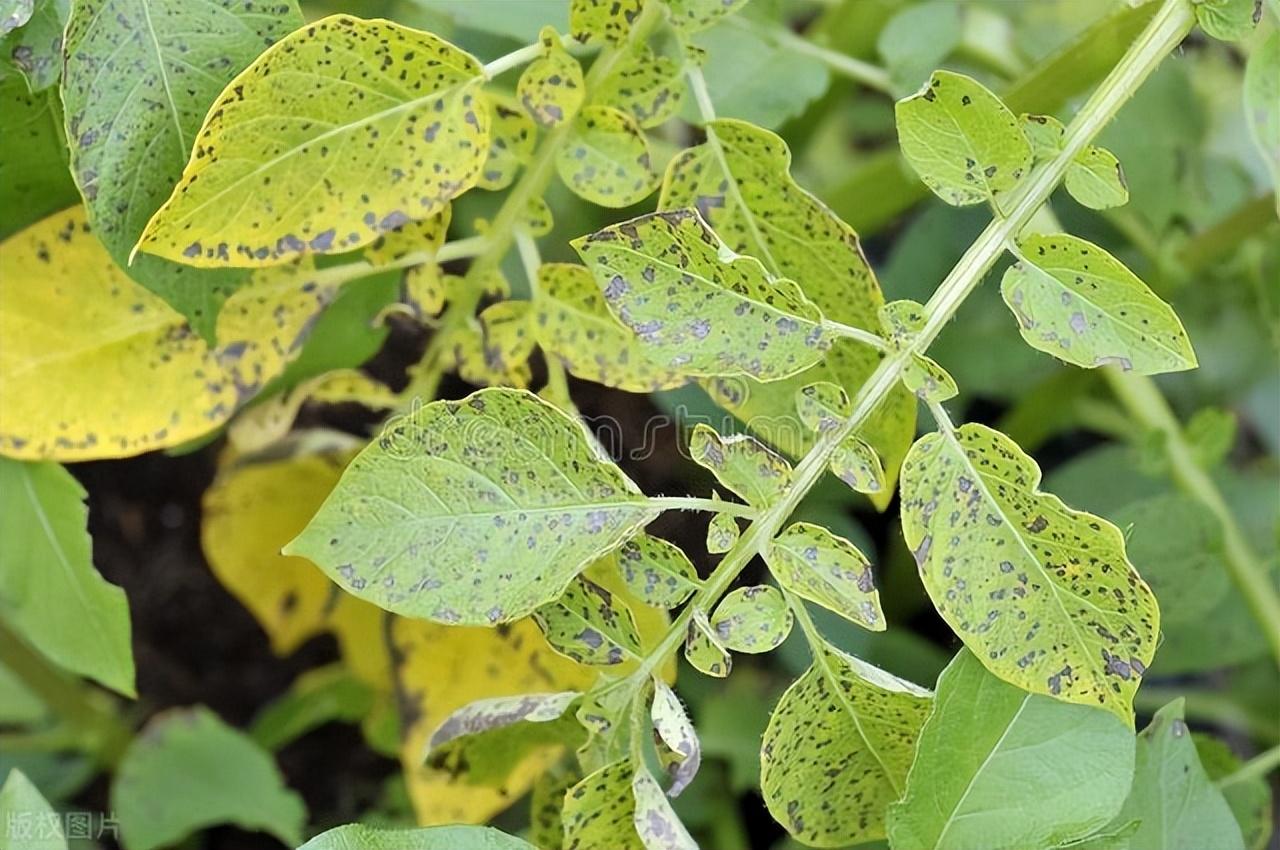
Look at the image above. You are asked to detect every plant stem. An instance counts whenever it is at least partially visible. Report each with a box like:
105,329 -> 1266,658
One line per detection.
628,0 -> 1196,686
1218,745 -> 1280,789
725,16 -> 894,94
823,320 -> 888,350
649,496 -> 758,519
483,41 -> 544,79
1104,369 -> 1280,667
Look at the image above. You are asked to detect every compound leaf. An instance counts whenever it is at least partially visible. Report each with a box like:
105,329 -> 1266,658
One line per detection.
135,15 -> 488,267
556,105 -> 657,207
301,825 -> 537,850
518,26 -> 584,128
900,423 -> 1159,724
533,576 -> 643,666
285,388 -> 657,625
1001,233 -> 1196,375
688,424 -> 793,508
651,679 -> 700,796
709,585 -> 792,653
895,70 -> 1031,211
575,210 -> 829,381
615,533 -> 699,609
767,522 -> 883,631
0,458 -> 133,696
761,641 -> 932,845
887,649 -> 1135,850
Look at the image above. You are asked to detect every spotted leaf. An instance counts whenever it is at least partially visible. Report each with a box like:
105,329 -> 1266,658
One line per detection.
650,679 -> 700,797
0,0 -> 33,36
574,210 -> 829,381
879,299 -> 928,350
767,522 -> 883,631
795,381 -> 851,434
135,15 -> 489,268
533,576 -> 643,666
895,70 -> 1032,211
903,352 -> 958,401
705,504 -> 740,554
887,649 -> 1135,850
438,321 -> 533,389
1020,114 -> 1129,211
684,608 -> 731,677
615,533 -> 699,609
478,300 -> 536,375
632,769 -> 697,850
1194,0 -> 1262,41
367,206 -> 452,319
710,585 -> 792,653
569,0 -> 644,44
425,691 -> 583,786
557,105 -> 657,208
533,262 -> 686,392
900,422 -> 1159,724
563,761 -> 645,850
521,197 -> 554,236
518,26 -> 584,128
594,45 -> 684,128
228,369 -> 397,453
284,388 -> 658,625
761,641 -> 933,845
0,208 -> 335,460
688,424 -> 793,509
829,435 -> 887,496
5,0 -> 66,91
665,0 -> 750,33
1001,233 -> 1196,375
479,94 -> 536,190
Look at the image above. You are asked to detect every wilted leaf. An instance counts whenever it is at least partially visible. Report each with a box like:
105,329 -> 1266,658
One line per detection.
887,649 -> 1135,850
135,15 -> 488,267
557,105 -> 657,207
900,423 -> 1159,724
615,534 -> 699,609
518,26 -> 584,127
767,522 -> 883,631
1001,233 -> 1196,375
650,679 -> 700,796
688,424 -> 793,508
761,641 -> 932,845
709,585 -> 792,653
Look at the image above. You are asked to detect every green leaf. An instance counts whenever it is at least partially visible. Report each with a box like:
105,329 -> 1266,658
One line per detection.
112,707 -> 305,850
0,75 -> 78,239
249,666 -> 375,751
829,435 -> 887,496
710,585 -> 792,653
300,824 -> 538,850
1194,0 -> 1261,41
665,0 -> 749,34
531,765 -> 577,850
706,503 -> 740,554
0,768 -> 66,850
795,382 -> 851,434
632,769 -> 697,849
903,352 -> 958,401
62,0 -> 302,340
1,0 -> 65,90
569,0 -> 643,44
563,761 -> 644,850
688,424 -> 793,508
761,641 -> 932,845
1194,735 -> 1273,850
650,678 -> 700,796
533,262 -> 687,392
887,649 -> 1135,850
1243,32 -> 1279,200
1116,700 -> 1246,850
518,26 -> 584,128
615,534 -> 699,609
556,105 -> 657,207
575,210 -> 829,380
1001,233 -> 1197,375
900,423 -> 1159,724
412,0 -> 567,43
533,576 -> 643,666
1064,146 -> 1129,210
895,70 -> 1032,210
426,691 -> 583,786
767,522 -> 883,631
479,94 -> 536,191
684,608 -> 732,677
0,458 -> 134,695
285,388 -> 657,625
877,1 -> 963,94
135,15 -> 488,268
1021,113 -> 1067,159
594,45 -> 684,128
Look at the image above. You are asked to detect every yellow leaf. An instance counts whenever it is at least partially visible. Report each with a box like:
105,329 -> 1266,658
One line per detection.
0,208 -> 335,461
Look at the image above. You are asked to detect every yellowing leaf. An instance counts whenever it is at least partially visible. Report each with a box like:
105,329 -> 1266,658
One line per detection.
0,208 -> 334,460
570,0 -> 644,44
518,26 -> 584,128
900,423 -> 1159,724
533,576 -> 643,666
594,45 -> 684,128
368,206 -> 452,320
480,94 -> 537,190
135,15 -> 488,267
557,105 -> 658,207
688,424 -> 793,508
684,608 -> 732,678
666,0 -> 750,33
767,522 -> 883,631
228,369 -> 397,454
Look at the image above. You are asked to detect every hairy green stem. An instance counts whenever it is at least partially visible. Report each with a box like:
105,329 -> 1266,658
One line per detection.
629,0 -> 1196,686
1218,744 -> 1280,789
649,497 -> 758,519
1105,369 -> 1280,667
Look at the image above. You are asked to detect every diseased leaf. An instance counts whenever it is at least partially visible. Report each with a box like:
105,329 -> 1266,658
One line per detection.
62,0 -> 301,338
895,70 -> 1032,211
534,262 -> 686,392
1001,233 -> 1196,375
632,769 -> 697,850
227,369 -> 396,453
368,206 -> 452,320
684,608 -> 732,677
569,0 -> 643,44
650,679 -> 700,796
665,0 -> 749,33
1064,146 -> 1129,210
135,15 -> 488,267
0,208 -> 335,460
767,522 -> 883,631
1021,113 -> 1066,159
615,534 -> 699,609
1195,735 -> 1273,850
761,641 -> 932,845
0,0 -> 33,35
688,424 -> 793,508
706,504 -> 740,554
531,764 -> 578,850
300,825 -> 538,850
795,381 -> 851,434
439,321 -> 533,389
534,576 -> 643,666
518,27 -> 584,128
710,585 -> 792,653
285,388 -> 657,625
478,300 -> 536,375
0,458 -> 134,695
575,680 -> 635,770
522,196 -> 555,236
829,435 -> 887,496
480,94 -> 537,190
573,210 -> 828,380
2,0 -> 65,90
0,76 -> 78,239
557,105 -> 657,207
426,692 -> 583,786
563,761 -> 644,850
112,707 -> 306,850
1116,700 -> 1246,850
594,45 -> 684,128
887,649 -> 1135,850
903,351 -> 959,401
900,422 -> 1159,724
0,768 -> 66,850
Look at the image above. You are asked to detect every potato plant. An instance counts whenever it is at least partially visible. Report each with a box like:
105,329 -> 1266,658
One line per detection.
0,0 -> 1277,848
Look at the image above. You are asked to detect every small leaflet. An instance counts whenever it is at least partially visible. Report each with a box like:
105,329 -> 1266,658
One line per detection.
521,197 -> 554,236
895,70 -> 1032,211
367,206 -> 452,319
650,678 -> 701,797
480,93 -> 537,190
532,576 -> 644,666
766,522 -> 884,630
556,105 -> 658,207
1001,233 -> 1197,375
438,322 -> 533,389
594,45 -> 685,128
828,435 -> 887,496
706,502 -> 741,554
665,0 -> 751,33
615,533 -> 699,609
569,0 -> 644,44
684,608 -> 732,677
879,299 -> 928,350
709,585 -> 793,653
518,26 -> 584,128
1020,114 -> 1129,210
632,769 -> 698,850
1194,0 -> 1262,42
795,381 -> 851,434
688,424 -> 793,509
478,300 -> 536,375
903,352 -> 958,402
